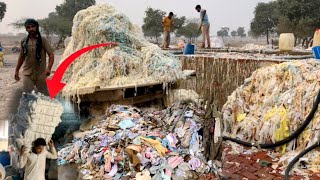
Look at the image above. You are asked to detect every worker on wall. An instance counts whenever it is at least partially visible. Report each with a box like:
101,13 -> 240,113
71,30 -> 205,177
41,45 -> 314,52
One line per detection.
14,19 -> 54,96
195,5 -> 211,49
162,12 -> 174,49
19,138 -> 57,180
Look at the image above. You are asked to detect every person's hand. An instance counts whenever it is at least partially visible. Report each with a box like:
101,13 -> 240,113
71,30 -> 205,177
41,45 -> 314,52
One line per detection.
20,146 -> 27,156
44,69 -> 51,76
14,71 -> 20,81
48,140 -> 54,147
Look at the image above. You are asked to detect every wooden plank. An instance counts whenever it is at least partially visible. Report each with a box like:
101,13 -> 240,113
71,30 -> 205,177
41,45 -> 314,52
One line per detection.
114,91 -> 164,105
75,70 -> 195,95
79,89 -> 124,102
77,86 -> 100,95
97,81 -> 163,92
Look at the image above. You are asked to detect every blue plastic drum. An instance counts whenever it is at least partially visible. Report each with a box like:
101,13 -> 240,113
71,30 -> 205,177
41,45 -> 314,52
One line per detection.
183,43 -> 195,55
313,46 -> 320,60
0,151 -> 10,166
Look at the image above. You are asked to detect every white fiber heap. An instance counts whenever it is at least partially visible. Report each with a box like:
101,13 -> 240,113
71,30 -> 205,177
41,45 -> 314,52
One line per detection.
62,4 -> 185,96
222,60 -> 320,172
11,92 -> 63,149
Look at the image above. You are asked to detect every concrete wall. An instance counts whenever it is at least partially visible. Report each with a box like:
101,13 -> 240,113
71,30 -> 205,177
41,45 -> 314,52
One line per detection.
178,55 -> 284,110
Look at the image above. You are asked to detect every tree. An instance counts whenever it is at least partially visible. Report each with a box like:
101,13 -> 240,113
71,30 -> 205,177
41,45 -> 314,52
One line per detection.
11,0 -> 95,48
11,17 -> 52,41
217,27 -> 230,39
250,2 -> 279,44
38,14 -> 55,41
248,30 -> 260,40
54,0 -> 96,36
56,0 -> 96,21
172,15 -> 186,34
0,2 -> 6,22
176,19 -> 200,42
10,18 -> 28,29
142,8 -> 186,42
39,13 -> 73,48
277,0 -> 320,48
11,15 -> 72,48
142,8 -> 166,42
231,30 -> 237,38
237,27 -> 246,38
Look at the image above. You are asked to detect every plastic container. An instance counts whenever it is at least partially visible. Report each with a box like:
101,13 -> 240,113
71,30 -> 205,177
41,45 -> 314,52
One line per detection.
12,175 -> 21,180
313,29 -> 320,47
183,43 -> 195,55
279,33 -> 295,51
313,46 -> 320,60
0,151 -> 10,166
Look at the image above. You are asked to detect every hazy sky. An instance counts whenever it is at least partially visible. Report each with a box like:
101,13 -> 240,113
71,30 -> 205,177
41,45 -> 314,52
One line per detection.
0,0 -> 271,35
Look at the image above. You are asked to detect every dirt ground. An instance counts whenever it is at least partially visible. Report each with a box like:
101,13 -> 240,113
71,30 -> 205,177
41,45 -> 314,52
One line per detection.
0,53 -> 22,119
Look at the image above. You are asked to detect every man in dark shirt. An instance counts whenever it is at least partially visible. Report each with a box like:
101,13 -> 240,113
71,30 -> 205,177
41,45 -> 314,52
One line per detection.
14,19 -> 54,96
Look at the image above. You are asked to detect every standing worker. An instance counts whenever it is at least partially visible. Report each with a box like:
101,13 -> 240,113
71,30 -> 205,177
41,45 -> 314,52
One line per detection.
19,138 -> 57,180
162,12 -> 174,49
14,19 -> 54,96
195,5 -> 211,49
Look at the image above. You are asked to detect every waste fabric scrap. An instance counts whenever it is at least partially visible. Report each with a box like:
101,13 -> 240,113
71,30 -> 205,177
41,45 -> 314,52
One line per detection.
58,102 -> 221,179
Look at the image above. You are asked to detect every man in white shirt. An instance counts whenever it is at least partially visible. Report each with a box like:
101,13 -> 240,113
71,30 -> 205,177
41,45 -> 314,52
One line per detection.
195,5 -> 211,49
19,138 -> 57,180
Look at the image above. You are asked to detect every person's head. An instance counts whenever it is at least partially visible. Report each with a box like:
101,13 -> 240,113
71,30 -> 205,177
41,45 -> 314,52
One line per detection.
168,12 -> 174,19
33,138 -> 46,154
195,5 -> 201,12
24,19 -> 39,36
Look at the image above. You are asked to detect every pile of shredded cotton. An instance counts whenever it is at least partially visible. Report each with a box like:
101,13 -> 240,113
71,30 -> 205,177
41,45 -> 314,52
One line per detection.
221,60 -> 320,172
166,89 -> 202,106
61,4 -> 184,96
238,44 -> 272,51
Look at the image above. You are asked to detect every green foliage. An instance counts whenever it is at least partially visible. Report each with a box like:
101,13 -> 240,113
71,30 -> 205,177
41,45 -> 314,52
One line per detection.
10,18 -> 28,29
277,0 -> 320,40
250,2 -> 279,44
217,27 -> 229,38
237,27 -> 246,37
0,2 -> 6,22
142,8 -> 186,42
176,19 -> 200,41
172,15 -> 186,33
248,30 -> 259,39
250,0 -> 320,47
39,12 -> 72,39
11,0 -> 95,48
56,0 -> 96,20
53,0 -> 95,36
142,8 -> 166,41
231,30 -> 237,37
